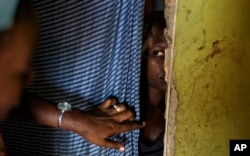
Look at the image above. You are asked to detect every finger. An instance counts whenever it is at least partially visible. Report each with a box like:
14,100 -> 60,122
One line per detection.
99,98 -> 118,109
117,121 -> 146,133
108,104 -> 127,115
102,139 -> 125,152
113,110 -> 135,122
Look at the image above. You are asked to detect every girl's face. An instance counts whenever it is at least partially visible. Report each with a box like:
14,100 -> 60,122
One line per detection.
144,26 -> 168,92
0,19 -> 37,119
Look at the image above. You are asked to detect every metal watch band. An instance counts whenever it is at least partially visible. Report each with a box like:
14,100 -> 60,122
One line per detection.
57,110 -> 64,128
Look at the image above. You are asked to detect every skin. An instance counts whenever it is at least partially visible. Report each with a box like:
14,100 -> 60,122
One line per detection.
141,26 -> 168,143
0,17 -> 37,120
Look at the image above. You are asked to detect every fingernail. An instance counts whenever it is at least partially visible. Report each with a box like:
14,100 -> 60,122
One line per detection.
119,146 -> 125,152
142,121 -> 146,125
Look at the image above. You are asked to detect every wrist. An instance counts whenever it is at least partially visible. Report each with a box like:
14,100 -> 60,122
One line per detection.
61,109 -> 86,133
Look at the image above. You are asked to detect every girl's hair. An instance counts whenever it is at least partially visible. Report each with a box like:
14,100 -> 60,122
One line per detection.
142,11 -> 166,44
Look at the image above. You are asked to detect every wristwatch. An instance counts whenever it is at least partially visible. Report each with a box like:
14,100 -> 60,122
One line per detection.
57,102 -> 72,129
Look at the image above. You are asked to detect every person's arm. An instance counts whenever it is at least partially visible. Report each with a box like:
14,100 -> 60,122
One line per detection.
11,91 -> 145,152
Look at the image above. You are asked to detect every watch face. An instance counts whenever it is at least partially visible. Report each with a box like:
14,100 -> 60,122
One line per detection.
57,102 -> 71,111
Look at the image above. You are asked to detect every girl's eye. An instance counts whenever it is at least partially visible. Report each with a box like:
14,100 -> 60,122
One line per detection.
152,51 -> 164,56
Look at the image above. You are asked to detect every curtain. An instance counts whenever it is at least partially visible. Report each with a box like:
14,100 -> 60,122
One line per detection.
1,1 -> 144,156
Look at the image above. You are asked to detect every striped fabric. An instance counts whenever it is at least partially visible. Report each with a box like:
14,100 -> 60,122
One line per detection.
1,1 -> 144,156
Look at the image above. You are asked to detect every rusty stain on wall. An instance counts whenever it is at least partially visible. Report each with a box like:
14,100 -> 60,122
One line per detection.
182,6 -> 191,21
197,29 -> 206,51
205,39 -> 223,62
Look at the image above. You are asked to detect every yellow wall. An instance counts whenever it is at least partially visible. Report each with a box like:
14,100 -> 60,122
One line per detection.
173,0 -> 250,155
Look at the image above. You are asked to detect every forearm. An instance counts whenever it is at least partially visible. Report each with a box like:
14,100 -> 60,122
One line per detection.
9,91 -> 59,128
11,91 -> 84,131
22,91 -> 58,128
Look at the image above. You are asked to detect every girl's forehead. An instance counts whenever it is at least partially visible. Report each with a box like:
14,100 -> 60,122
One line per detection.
150,27 -> 167,46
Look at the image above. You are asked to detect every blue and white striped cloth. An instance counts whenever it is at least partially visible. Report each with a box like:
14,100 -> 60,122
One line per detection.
1,1 -> 144,155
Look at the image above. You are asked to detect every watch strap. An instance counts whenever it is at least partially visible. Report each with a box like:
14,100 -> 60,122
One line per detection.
57,110 -> 64,129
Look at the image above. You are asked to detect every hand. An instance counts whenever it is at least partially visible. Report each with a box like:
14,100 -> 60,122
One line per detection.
63,98 -> 145,151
